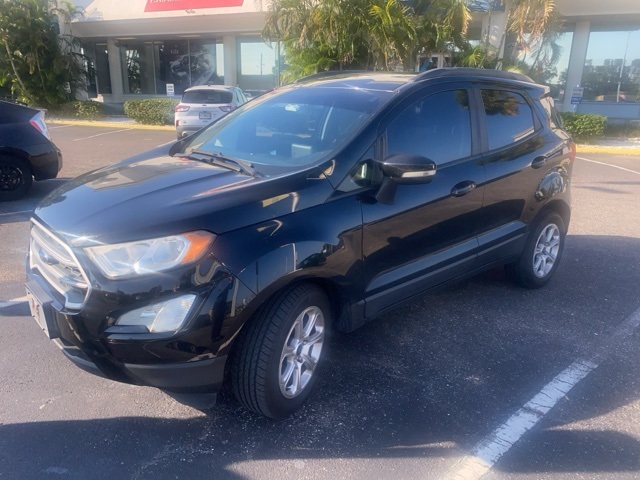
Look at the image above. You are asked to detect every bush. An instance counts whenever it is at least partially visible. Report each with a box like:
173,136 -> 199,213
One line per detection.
51,100 -> 105,119
124,98 -> 179,125
559,112 -> 606,142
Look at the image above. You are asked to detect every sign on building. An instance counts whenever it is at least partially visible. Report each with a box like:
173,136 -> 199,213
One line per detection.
570,87 -> 584,105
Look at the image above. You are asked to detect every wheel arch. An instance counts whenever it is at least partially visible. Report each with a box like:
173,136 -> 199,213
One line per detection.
0,148 -> 32,172
534,198 -> 571,231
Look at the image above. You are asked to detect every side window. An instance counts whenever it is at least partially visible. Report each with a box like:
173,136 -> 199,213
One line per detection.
481,89 -> 535,150
337,144 -> 378,193
386,89 -> 472,164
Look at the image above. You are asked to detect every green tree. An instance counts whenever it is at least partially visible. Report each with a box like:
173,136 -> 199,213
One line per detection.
0,0 -> 84,107
263,0 -> 417,80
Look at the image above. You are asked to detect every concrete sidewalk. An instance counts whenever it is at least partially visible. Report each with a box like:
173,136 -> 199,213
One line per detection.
47,117 -> 640,155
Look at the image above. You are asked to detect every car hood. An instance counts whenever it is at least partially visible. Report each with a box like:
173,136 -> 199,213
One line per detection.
33,154 -> 334,246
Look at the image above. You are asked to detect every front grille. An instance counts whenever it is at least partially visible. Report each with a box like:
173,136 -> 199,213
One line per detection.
29,220 -> 90,310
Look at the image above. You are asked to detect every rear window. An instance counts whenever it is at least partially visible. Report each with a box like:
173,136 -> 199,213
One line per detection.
181,90 -> 233,104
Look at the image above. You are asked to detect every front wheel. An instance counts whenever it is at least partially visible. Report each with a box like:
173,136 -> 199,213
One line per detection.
506,212 -> 566,288
0,155 -> 32,202
230,284 -> 330,418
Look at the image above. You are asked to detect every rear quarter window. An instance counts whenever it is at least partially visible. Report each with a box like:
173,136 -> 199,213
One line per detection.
540,96 -> 564,129
182,90 -> 233,104
481,89 -> 535,150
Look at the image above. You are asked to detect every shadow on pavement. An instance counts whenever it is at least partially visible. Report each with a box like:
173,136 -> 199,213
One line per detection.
1,235 -> 639,479
0,178 -> 69,224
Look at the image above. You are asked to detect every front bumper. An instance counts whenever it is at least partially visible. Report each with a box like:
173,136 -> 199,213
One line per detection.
25,268 -> 232,397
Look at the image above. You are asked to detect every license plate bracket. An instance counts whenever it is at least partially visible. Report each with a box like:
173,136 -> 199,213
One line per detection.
25,282 -> 59,339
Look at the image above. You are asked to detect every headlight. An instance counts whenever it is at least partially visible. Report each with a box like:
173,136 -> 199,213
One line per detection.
116,294 -> 196,333
86,231 -> 215,279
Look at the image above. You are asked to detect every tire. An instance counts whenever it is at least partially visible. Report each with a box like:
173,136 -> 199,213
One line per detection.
505,211 -> 566,289
0,155 -> 32,202
230,283 -> 330,418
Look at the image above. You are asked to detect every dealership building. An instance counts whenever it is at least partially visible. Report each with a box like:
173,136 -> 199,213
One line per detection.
70,0 -> 640,119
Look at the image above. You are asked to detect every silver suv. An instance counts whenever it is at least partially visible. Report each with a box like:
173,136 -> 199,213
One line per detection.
174,85 -> 248,140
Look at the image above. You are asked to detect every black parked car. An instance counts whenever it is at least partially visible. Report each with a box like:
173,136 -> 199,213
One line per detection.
26,69 -> 574,418
0,100 -> 62,201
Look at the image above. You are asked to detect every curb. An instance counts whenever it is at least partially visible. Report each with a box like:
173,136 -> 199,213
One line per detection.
48,119 -> 174,131
577,145 -> 640,156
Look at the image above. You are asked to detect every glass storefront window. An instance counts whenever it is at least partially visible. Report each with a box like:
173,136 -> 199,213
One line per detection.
119,38 -> 221,95
121,41 -> 157,94
238,39 -> 278,96
82,42 -> 112,97
583,29 -> 640,102
158,40 -> 190,94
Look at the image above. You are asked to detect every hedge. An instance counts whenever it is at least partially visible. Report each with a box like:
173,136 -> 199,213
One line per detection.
124,98 -> 179,125
558,112 -> 606,142
52,100 -> 105,119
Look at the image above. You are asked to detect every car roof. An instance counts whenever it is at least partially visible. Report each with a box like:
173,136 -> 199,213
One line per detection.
183,85 -> 237,93
291,68 -> 540,94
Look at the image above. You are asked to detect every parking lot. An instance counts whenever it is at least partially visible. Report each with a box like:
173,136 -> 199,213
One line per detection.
1,124 -> 639,480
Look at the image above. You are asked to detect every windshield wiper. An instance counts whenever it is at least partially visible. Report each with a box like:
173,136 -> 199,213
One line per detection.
177,149 -> 260,178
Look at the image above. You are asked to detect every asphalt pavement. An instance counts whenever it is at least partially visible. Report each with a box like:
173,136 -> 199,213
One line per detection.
0,124 -> 639,480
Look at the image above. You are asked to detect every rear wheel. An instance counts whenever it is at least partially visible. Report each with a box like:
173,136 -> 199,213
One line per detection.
0,155 -> 32,201
506,211 -> 566,288
230,283 -> 330,418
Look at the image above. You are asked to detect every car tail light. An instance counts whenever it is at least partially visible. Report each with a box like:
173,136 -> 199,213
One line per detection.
175,104 -> 190,113
30,111 -> 51,140
219,105 -> 235,113
569,142 -> 576,162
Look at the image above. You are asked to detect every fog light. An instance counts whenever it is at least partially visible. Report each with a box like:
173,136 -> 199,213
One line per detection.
116,295 -> 196,333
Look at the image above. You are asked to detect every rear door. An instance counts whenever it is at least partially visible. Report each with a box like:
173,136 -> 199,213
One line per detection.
360,85 -> 486,316
476,86 -> 568,265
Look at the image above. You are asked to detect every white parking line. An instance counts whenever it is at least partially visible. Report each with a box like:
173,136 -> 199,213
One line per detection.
0,295 -> 28,309
48,124 -> 75,130
442,304 -> 640,480
73,128 -> 132,142
577,156 -> 640,176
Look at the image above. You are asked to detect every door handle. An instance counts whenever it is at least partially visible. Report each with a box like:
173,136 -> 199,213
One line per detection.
451,180 -> 477,197
531,156 -> 547,169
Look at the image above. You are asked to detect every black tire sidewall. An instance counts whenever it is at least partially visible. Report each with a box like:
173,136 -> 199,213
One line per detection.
516,212 -> 566,288
262,286 -> 331,418
0,155 -> 32,201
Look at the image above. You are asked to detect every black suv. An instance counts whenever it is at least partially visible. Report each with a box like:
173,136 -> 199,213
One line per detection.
26,69 -> 574,418
0,100 -> 62,201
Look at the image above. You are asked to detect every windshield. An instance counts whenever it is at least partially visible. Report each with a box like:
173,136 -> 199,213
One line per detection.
181,86 -> 392,167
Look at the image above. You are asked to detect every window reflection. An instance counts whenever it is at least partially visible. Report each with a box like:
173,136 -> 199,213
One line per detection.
117,38 -> 222,95
583,30 -> 640,103
481,90 -> 535,150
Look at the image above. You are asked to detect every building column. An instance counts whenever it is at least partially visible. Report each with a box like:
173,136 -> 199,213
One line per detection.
223,35 -> 238,86
481,1 -> 509,58
106,39 -> 124,104
562,21 -> 590,112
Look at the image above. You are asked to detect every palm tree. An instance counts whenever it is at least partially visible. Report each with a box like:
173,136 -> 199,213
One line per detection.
499,0 -> 562,70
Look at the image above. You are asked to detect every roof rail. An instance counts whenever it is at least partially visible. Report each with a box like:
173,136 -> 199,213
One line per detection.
292,70 -> 370,84
412,67 -> 535,84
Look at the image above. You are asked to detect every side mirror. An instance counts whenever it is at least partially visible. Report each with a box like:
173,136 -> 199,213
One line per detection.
169,137 -> 186,156
375,153 -> 437,205
379,153 -> 437,184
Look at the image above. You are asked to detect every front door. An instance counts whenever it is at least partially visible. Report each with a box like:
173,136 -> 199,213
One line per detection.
361,87 -> 486,316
